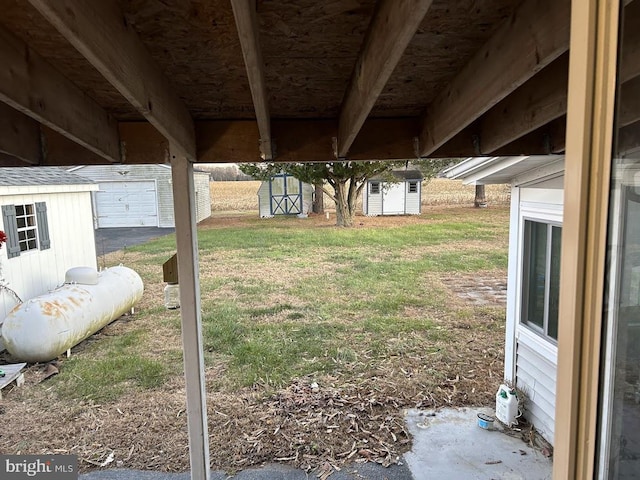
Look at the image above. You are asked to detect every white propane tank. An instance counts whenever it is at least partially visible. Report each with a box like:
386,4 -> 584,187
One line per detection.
1,266 -> 143,363
496,384 -> 519,427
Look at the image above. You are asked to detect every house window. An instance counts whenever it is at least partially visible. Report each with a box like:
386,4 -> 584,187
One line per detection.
521,220 -> 561,341
1,202 -> 50,258
408,181 -> 418,193
16,204 -> 38,252
370,182 -> 380,194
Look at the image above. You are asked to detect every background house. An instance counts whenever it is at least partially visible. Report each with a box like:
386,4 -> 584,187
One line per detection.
70,165 -> 211,228
363,170 -> 423,216
445,155 -> 564,445
257,174 -> 314,218
0,167 -> 98,327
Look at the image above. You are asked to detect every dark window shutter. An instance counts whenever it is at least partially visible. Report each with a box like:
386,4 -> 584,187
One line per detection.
1,204 -> 21,258
35,202 -> 50,250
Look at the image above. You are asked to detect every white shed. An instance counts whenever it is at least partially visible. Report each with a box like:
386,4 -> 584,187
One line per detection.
363,170 -> 423,216
0,167 -> 98,324
445,155 -> 564,445
257,174 -> 314,218
69,164 -> 211,228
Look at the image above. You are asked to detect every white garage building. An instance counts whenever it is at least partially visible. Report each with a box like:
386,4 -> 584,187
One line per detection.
70,165 -> 211,228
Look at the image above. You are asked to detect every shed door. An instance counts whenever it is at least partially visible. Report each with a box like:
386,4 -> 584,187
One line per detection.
95,181 -> 158,227
271,176 -> 302,215
382,182 -> 405,215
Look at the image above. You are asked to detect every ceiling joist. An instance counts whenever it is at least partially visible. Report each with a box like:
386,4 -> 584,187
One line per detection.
418,0 -> 570,157
478,54 -> 569,154
0,103 -> 42,165
336,0 -> 433,158
0,25 -> 120,163
28,0 -> 197,161
231,0 -> 273,160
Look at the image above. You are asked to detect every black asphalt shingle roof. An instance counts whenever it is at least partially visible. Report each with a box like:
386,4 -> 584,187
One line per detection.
370,169 -> 424,181
0,167 -> 94,186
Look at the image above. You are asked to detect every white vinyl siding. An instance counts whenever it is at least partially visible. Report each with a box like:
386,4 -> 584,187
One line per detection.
71,165 -> 210,227
194,174 -> 212,223
365,181 -> 383,216
0,190 -> 97,321
505,187 -> 562,447
405,181 -> 422,215
364,178 -> 422,216
516,340 -> 557,443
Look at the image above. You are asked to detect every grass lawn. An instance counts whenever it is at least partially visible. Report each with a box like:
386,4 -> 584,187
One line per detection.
1,205 -> 510,473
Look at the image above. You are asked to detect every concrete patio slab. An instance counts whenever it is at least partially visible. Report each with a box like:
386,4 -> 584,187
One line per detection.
404,407 -> 552,480
80,407 -> 552,480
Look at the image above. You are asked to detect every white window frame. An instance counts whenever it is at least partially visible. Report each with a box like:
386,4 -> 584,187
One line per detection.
521,218 -> 562,343
370,182 -> 381,195
515,202 -> 563,345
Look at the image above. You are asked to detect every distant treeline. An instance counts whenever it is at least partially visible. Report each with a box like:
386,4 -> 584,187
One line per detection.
198,165 -> 254,182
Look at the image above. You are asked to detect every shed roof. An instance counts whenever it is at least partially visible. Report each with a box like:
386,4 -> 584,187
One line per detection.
371,170 -> 424,181
0,167 -> 95,186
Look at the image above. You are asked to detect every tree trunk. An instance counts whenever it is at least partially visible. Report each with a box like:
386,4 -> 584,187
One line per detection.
474,184 -> 487,208
312,184 -> 324,214
334,181 -> 355,227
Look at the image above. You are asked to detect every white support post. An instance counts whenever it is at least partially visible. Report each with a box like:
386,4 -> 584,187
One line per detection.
170,149 -> 210,480
503,185 -> 521,383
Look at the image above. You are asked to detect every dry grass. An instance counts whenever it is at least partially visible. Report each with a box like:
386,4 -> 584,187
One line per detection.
0,197 -> 513,475
210,179 -> 510,214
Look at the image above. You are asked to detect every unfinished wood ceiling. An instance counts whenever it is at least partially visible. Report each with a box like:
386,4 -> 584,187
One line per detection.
0,0 -> 584,166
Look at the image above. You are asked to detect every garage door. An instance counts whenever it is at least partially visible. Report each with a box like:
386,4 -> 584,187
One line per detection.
95,181 -> 158,228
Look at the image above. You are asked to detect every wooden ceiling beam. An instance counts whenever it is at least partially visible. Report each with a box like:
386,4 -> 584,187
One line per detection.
231,0 -> 272,160
0,103 -> 42,165
336,0 -> 433,158
0,152 -> 33,167
417,0 -> 570,157
28,0 -> 197,160
620,76 -> 640,127
119,119 -> 419,164
619,119 -> 640,156
493,116 -> 567,156
473,3 -> 640,154
478,54 -> 569,154
0,25 -> 120,163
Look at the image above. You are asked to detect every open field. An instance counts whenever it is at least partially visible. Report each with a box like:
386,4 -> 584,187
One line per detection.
1,183 -> 512,475
210,179 -> 511,213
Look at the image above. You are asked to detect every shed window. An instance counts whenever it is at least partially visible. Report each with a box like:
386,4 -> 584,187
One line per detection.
521,220 -> 561,341
408,181 -> 418,193
1,202 -> 50,258
370,182 -> 380,195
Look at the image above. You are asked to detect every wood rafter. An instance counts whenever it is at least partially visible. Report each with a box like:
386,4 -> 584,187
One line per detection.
478,54 -> 569,154
0,25 -> 120,163
418,0 -> 570,157
28,0 -> 197,160
0,103 -> 42,165
476,0 -> 639,154
231,0 -> 272,160
336,0 -> 433,158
